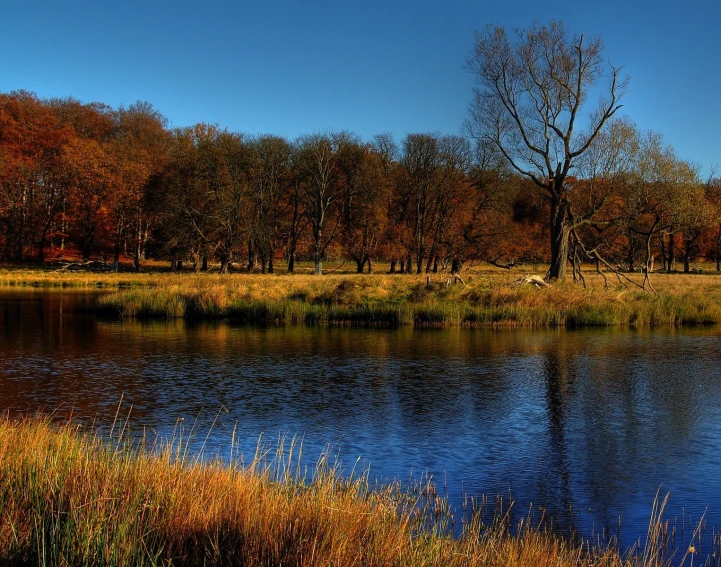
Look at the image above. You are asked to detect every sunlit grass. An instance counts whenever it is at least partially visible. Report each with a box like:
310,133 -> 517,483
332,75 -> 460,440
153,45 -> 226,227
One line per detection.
0,416 -> 665,567
88,269 -> 721,328
3,262 -> 721,327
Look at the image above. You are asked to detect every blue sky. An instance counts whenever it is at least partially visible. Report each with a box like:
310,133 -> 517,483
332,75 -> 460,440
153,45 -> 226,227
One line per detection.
1,0 -> 719,175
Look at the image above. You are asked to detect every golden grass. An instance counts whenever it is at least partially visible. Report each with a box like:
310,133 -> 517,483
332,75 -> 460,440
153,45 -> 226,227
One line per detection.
85,269 -> 721,328
0,416 -> 661,567
3,262 -> 721,327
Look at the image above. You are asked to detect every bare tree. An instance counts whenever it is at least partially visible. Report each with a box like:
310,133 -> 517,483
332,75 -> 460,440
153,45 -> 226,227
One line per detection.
466,21 -> 627,279
294,132 -> 348,275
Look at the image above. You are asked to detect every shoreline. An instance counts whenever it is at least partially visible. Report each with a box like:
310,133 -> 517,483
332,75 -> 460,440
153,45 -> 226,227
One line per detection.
0,416 -> 668,567
2,266 -> 721,328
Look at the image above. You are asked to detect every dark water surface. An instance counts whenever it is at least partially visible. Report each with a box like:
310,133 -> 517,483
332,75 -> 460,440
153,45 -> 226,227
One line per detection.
3,290 -> 721,559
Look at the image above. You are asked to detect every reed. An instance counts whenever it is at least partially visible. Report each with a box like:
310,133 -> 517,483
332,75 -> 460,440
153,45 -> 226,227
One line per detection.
0,416 -> 661,567
92,271 -> 721,329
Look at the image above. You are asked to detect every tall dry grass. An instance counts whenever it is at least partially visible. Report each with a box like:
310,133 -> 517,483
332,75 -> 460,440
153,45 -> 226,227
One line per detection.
91,270 -> 721,328
2,263 -> 721,328
0,416 -> 671,567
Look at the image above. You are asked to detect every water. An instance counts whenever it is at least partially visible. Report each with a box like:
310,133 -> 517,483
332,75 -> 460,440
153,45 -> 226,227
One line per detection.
2,289 -> 721,560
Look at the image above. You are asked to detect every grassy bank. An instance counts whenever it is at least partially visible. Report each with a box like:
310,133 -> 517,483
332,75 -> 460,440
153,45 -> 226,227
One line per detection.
92,271 -> 721,328
0,417 -> 665,567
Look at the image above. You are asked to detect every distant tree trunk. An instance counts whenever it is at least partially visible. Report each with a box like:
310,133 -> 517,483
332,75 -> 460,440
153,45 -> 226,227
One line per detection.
666,234 -> 675,273
247,240 -> 255,272
367,258 -> 373,273
389,259 -> 396,274
313,227 -> 323,275
451,258 -> 462,273
268,243 -> 275,274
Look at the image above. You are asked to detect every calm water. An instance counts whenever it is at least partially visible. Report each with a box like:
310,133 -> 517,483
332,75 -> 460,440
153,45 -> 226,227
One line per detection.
2,290 -> 721,560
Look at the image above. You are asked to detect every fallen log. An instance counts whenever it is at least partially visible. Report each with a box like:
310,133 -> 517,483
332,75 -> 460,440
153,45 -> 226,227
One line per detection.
510,274 -> 550,288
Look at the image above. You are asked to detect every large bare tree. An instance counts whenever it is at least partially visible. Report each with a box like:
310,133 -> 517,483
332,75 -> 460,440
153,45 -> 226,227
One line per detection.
466,21 -> 627,279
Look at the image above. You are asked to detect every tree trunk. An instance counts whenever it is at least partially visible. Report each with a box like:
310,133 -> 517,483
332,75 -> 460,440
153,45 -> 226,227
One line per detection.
355,258 -> 364,273
548,198 -> 569,280
389,259 -> 396,274
313,227 -> 323,275
666,234 -> 674,273
367,258 -> 373,273
683,241 -> 691,273
268,244 -> 275,274
451,258 -> 461,274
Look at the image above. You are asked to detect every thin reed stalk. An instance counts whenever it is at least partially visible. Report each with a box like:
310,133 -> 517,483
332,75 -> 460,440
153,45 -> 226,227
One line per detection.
0,416 -> 672,567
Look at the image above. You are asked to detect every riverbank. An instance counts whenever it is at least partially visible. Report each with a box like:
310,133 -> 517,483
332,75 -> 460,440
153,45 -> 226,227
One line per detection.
96,272 -> 721,328
2,266 -> 721,328
0,417 -> 661,567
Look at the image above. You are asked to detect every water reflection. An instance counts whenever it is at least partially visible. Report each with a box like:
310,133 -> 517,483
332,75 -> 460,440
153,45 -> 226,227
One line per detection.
1,290 -> 721,559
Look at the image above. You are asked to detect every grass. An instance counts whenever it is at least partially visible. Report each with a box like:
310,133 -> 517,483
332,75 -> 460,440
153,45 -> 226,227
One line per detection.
0,416 -> 676,567
3,261 -> 721,328
89,269 -> 721,329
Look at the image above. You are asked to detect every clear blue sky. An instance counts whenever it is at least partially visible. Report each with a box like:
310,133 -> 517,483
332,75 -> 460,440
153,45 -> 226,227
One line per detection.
1,0 -> 719,175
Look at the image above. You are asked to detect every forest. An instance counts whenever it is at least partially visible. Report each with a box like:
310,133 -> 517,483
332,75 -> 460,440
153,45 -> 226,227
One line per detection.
0,88 -> 718,279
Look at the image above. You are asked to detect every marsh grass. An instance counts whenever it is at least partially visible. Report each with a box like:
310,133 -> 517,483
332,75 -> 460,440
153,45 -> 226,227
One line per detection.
89,271 -> 721,329
3,264 -> 721,328
0,417 -> 671,567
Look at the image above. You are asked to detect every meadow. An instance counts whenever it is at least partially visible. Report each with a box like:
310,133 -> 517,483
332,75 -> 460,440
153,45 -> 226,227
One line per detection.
2,262 -> 721,328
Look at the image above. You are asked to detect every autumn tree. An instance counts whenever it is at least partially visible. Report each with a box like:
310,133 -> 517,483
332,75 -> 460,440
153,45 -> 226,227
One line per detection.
460,141 -> 525,270
399,133 -> 442,273
113,102 -> 169,271
614,128 -> 699,287
338,142 -> 390,273
466,21 -> 627,279
50,98 -> 118,260
0,92 -> 71,261
247,135 -> 292,273
704,176 -> 721,270
207,131 -> 252,273
293,132 -> 347,275
427,135 -> 473,272
153,125 -> 217,271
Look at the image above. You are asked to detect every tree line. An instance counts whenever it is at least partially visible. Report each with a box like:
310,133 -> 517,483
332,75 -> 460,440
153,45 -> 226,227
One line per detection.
0,24 -> 718,278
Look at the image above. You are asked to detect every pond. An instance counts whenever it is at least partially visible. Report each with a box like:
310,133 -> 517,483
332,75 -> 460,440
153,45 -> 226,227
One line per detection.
2,289 -> 721,561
